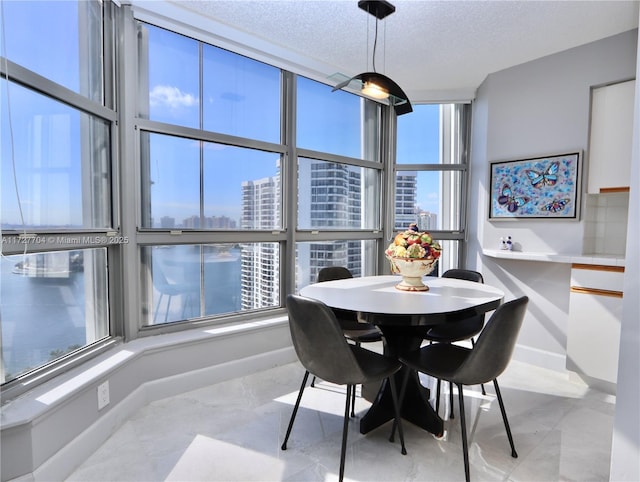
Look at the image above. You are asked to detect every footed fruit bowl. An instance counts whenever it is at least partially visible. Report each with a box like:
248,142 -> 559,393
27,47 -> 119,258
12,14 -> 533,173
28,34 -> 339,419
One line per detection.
385,224 -> 441,291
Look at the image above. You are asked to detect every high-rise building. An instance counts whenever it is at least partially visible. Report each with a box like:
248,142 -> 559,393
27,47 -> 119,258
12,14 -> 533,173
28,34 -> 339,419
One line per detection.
240,169 -> 280,310
160,216 -> 176,228
241,163 -> 432,297
297,161 -> 363,285
395,171 -> 418,230
418,211 -> 438,231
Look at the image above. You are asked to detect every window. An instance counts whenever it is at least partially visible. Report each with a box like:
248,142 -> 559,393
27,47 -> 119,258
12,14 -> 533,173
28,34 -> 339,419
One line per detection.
0,2 -> 469,397
295,240 -> 376,292
137,22 -> 285,326
295,77 -> 383,289
141,23 -> 281,142
297,77 -> 376,160
141,133 -> 282,230
1,250 -> 109,380
394,103 -> 471,272
297,158 -> 379,230
1,81 -> 111,229
1,0 -> 115,388
1,0 -> 105,102
141,243 -> 279,324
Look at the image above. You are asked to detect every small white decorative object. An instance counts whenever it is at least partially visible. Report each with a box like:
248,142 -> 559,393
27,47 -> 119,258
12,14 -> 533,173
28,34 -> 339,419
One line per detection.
506,236 -> 513,251
500,237 -> 508,250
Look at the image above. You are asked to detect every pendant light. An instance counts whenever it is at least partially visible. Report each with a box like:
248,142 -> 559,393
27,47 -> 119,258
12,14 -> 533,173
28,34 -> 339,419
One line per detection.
332,0 -> 413,115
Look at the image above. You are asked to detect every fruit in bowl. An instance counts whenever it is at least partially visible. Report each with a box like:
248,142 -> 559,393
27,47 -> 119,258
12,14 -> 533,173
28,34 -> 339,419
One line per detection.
385,224 -> 441,291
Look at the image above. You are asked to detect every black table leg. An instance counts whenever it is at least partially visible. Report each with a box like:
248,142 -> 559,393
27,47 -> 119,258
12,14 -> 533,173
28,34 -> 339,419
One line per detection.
359,323 -> 444,436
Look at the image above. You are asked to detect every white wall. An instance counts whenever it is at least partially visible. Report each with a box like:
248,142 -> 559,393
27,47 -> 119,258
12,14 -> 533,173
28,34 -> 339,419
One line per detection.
610,10 -> 640,480
468,29 -> 638,370
469,27 -> 639,480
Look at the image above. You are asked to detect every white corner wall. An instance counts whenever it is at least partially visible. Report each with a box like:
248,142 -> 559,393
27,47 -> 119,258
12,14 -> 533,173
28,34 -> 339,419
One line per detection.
609,10 -> 640,480
468,29 -> 638,371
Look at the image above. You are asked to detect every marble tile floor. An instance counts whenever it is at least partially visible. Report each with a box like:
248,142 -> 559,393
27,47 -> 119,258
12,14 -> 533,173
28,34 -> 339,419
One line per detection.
67,357 -> 615,482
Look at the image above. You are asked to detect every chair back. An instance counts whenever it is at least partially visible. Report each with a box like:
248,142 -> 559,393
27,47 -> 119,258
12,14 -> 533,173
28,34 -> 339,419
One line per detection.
317,266 -> 353,283
430,269 -> 485,340
286,294 -> 365,385
453,296 -> 529,385
317,267 -> 359,325
442,269 -> 484,283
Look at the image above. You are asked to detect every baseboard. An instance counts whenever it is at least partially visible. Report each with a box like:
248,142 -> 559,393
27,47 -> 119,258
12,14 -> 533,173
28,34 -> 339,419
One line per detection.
26,347 -> 297,482
568,371 -> 617,396
512,343 -> 567,373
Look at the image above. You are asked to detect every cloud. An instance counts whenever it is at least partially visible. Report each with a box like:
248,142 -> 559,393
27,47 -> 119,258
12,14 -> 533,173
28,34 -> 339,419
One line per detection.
150,85 -> 198,109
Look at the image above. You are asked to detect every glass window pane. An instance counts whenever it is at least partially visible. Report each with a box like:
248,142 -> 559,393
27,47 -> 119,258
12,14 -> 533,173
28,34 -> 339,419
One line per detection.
298,158 -> 380,230
1,81 -> 111,230
2,1 -> 104,102
397,104 -> 441,164
141,133 -> 282,230
206,146 -> 281,230
394,171 -> 462,231
142,24 -> 199,128
295,240 -> 377,292
203,45 -> 280,142
141,133 -> 200,228
436,240 -> 461,276
143,243 -> 279,325
297,77 -> 378,160
1,248 -> 109,383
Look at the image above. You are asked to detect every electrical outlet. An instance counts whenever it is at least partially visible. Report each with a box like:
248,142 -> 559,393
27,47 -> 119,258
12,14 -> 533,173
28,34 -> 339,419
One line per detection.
97,381 -> 110,410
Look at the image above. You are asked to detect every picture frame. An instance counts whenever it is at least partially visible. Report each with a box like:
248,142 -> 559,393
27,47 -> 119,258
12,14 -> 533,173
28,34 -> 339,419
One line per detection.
489,151 -> 581,220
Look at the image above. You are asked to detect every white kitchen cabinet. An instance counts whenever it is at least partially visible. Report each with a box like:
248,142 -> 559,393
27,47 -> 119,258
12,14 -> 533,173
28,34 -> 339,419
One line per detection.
587,79 -> 635,193
566,264 -> 624,385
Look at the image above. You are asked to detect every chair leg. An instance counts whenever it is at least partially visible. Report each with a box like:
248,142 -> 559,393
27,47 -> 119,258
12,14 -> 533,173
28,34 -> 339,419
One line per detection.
449,381 -> 455,419
350,384 -> 356,418
470,339 -> 486,395
164,295 -> 173,322
310,376 -> 316,387
493,379 -> 518,458
388,374 -> 407,455
457,383 -> 471,482
339,385 -> 353,482
154,293 -> 163,323
435,378 -> 441,414
281,370 -> 309,450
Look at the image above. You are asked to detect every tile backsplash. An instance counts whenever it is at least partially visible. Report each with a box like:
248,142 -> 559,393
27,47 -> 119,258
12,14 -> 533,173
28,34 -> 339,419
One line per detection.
583,192 -> 629,256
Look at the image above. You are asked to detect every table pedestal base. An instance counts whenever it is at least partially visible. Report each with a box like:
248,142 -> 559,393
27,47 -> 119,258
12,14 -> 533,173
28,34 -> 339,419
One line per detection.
360,368 -> 443,436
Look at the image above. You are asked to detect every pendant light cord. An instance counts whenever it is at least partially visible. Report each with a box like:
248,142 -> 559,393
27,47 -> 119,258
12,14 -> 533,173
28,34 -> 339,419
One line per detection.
372,17 -> 379,72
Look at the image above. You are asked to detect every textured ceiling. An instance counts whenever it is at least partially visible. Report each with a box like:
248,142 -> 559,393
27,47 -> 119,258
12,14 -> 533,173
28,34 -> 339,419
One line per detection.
167,0 -> 639,100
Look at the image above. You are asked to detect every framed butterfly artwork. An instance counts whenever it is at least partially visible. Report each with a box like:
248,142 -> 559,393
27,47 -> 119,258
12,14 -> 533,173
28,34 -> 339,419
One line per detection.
489,151 -> 581,219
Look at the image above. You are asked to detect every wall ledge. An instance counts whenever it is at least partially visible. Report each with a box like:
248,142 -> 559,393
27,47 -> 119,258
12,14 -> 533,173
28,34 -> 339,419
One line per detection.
483,248 -> 625,266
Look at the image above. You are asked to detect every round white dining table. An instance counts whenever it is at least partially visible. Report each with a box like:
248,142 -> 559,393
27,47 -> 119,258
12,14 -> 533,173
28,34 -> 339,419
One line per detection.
299,274 -> 504,436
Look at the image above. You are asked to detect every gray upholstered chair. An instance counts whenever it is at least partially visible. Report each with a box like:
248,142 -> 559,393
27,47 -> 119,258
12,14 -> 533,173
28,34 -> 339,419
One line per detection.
312,266 -> 383,416
316,266 -> 382,344
397,296 -> 529,482
424,269 -> 486,417
281,294 -> 406,482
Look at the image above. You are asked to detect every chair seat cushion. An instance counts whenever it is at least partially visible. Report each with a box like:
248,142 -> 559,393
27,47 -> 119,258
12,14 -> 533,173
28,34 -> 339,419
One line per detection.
350,345 -> 401,384
400,343 -> 470,382
423,316 -> 484,343
343,329 -> 383,343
